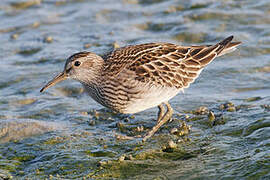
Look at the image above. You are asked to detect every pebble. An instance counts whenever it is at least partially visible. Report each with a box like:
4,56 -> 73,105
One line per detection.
16,98 -> 36,105
195,106 -> 209,115
170,121 -> 191,136
88,120 -> 95,126
11,33 -> 19,39
118,155 -> 125,162
168,140 -> 177,149
208,111 -> 215,122
80,111 -> 88,116
261,104 -> 270,110
136,125 -> 144,132
165,5 -> 184,13
44,36 -> 53,43
227,106 -> 236,112
219,102 -> 235,111
170,127 -> 178,134
32,22 -> 40,28
113,42 -> 120,49
84,43 -> 91,49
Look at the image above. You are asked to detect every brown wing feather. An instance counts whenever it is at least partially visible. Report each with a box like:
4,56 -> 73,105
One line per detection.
104,43 -> 164,76
104,36 -> 240,89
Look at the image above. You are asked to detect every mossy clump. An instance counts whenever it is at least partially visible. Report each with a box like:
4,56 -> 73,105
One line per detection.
85,150 -> 116,158
219,102 -> 236,112
207,111 -> 215,127
207,111 -> 227,127
194,106 -> 209,115
44,36 -> 53,43
17,48 -> 42,56
164,5 -> 184,14
88,146 -> 196,179
10,0 -> 42,9
15,98 -> 36,106
43,136 -> 67,145
190,3 -> 209,10
186,116 -> 204,122
173,32 -> 207,43
212,115 -> 227,126
12,155 -> 36,162
57,87 -> 84,97
89,109 -> 118,121
170,121 -> 191,137
89,159 -> 154,178
244,97 -> 262,102
261,104 -> 270,110
11,33 -> 19,40
162,140 -> 177,153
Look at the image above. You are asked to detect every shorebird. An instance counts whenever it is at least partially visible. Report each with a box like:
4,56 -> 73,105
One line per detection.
40,36 -> 241,141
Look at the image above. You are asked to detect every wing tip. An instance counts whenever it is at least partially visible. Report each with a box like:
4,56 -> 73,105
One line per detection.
219,36 -> 234,46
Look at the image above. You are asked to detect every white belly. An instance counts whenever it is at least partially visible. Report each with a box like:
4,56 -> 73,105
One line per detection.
123,84 -> 180,114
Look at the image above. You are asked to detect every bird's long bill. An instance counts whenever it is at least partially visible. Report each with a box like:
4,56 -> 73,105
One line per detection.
40,72 -> 67,92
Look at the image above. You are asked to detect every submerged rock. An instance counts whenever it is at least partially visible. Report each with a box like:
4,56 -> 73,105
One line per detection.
0,120 -> 64,143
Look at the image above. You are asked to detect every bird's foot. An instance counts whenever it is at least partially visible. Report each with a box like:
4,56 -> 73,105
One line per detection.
142,102 -> 173,142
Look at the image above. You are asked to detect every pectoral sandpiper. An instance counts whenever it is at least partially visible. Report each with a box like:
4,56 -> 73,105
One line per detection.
40,36 -> 241,141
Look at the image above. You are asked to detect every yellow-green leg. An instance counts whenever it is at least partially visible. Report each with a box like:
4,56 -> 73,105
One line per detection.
142,102 -> 173,142
157,103 -> 165,123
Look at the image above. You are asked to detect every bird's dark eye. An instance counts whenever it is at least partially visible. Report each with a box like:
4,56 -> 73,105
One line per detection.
74,61 -> 81,67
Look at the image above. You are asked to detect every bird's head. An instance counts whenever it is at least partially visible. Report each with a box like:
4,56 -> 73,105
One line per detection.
40,52 -> 104,92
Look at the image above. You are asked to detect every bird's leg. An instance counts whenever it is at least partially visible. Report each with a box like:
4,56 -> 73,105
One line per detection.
142,102 -> 173,142
157,103 -> 165,123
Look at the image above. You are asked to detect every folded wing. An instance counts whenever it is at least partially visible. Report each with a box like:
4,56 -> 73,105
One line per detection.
104,36 -> 241,89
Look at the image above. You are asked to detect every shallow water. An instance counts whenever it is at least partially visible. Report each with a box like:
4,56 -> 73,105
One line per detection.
0,0 -> 269,179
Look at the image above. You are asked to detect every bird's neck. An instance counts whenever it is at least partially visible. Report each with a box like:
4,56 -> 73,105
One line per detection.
78,58 -> 105,87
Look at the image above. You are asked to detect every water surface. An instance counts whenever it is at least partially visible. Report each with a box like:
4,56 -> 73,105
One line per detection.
0,0 -> 269,179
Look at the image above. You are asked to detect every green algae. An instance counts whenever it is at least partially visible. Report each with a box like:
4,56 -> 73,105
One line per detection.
11,155 -> 36,162
85,150 -> 116,158
170,121 -> 191,137
17,47 -> 42,56
242,118 -> 270,137
173,32 -> 207,43
190,3 -> 209,10
186,116 -> 204,122
88,148 -> 194,178
219,102 -> 235,110
244,97 -> 263,102
87,141 -> 208,179
0,162 -> 19,173
43,137 -> 66,145
56,87 -> 84,97
10,0 -> 42,9
164,5 -> 184,14
12,98 -> 36,106
1,97 -> 269,178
